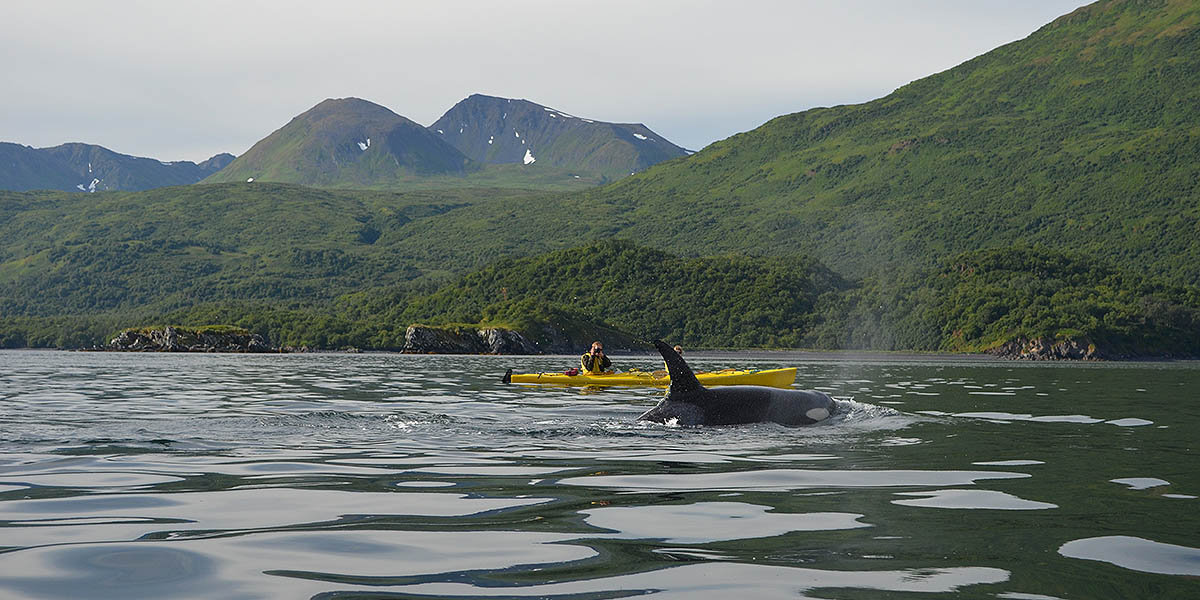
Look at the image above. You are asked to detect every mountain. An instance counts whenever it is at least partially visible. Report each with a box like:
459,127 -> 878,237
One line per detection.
431,94 -> 689,179
5,0 -> 1200,355
206,95 -> 682,189
0,143 -> 80,192
204,98 -> 473,187
0,142 -> 233,192
542,0 -> 1200,284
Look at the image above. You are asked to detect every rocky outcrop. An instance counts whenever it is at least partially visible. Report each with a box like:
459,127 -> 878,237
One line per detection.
986,336 -> 1101,360
108,326 -> 273,352
477,328 -> 542,354
403,325 -> 541,354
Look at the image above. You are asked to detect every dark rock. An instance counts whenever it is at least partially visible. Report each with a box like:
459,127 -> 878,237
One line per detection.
478,328 -> 540,354
108,326 -> 274,353
403,325 -> 540,354
403,326 -> 485,354
986,336 -> 1102,360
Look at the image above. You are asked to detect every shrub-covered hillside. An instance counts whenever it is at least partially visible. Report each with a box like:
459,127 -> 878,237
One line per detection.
351,239 -> 850,349
810,246 -> 1200,358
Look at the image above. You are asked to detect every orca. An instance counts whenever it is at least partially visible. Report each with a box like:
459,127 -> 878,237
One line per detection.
638,340 -> 837,427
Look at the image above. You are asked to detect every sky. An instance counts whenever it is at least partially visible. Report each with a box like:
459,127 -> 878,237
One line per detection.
1,1 -> 1092,162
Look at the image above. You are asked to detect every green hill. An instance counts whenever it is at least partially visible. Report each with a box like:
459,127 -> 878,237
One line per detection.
8,240 -> 1196,358
0,241 -> 848,351
522,0 -> 1200,284
924,247 -> 1200,357
0,182 -> 539,317
346,239 -> 848,348
431,94 -> 689,180
806,245 -> 1200,357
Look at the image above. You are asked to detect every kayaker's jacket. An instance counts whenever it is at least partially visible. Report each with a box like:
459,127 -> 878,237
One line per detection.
580,352 -> 612,374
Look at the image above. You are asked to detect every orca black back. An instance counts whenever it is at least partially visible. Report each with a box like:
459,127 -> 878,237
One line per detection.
639,339 -> 837,427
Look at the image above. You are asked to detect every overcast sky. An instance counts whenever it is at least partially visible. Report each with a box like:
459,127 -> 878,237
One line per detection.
1,1 -> 1091,162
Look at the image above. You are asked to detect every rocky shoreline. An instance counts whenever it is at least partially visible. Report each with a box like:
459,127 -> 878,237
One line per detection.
104,324 -> 571,355
401,325 -> 543,354
985,336 -> 1101,361
399,324 -> 639,355
108,326 -> 274,353
102,327 -> 1181,360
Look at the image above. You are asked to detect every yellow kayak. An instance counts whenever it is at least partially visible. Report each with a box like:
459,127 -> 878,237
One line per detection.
502,367 -> 797,389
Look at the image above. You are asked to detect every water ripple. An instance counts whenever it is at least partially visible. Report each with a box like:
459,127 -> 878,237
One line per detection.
1059,535 -> 1200,576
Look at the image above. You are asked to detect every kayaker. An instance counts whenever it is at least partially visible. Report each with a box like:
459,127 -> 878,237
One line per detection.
581,341 -> 613,374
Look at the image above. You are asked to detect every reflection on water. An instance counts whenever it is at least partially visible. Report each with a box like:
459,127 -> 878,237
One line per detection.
1,350 -> 1198,598
890,489 -> 1057,510
1110,477 -> 1170,490
330,562 -> 1013,600
1058,536 -> 1200,576
582,502 -> 872,543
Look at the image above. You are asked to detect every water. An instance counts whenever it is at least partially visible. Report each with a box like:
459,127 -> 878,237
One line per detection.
1,350 -> 1197,599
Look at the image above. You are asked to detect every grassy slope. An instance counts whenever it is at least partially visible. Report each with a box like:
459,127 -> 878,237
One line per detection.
347,239 -> 849,348
496,1 -> 1199,283
133,240 -> 847,351
0,183 -> 546,316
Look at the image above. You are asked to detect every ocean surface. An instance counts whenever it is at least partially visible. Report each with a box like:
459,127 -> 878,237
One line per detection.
0,350 -> 1197,599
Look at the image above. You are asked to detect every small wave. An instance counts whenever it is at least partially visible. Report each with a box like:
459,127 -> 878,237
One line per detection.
832,398 -> 904,421
255,411 -> 382,426
491,420 -> 670,440
249,411 -> 459,432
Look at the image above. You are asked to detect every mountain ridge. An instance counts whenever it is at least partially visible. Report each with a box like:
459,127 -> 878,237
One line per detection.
431,94 -> 689,179
204,97 -> 473,187
0,142 -> 233,192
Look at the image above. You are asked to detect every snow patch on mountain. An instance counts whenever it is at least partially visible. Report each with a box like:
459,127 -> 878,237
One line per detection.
523,149 -> 536,165
357,138 -> 371,151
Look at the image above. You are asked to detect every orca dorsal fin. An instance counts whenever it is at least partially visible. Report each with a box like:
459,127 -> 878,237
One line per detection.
654,340 -> 704,397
